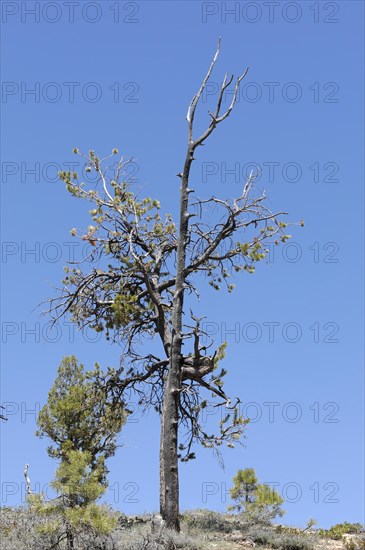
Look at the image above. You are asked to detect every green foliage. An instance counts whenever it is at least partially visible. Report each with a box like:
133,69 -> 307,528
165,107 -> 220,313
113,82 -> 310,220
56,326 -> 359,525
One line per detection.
228,467 -> 284,523
33,356 -> 126,547
65,503 -> 117,535
229,467 -> 258,506
52,450 -> 105,506
36,355 -> 126,485
255,483 -> 284,507
318,522 -> 364,540
59,153 -> 177,338
213,342 -> 228,367
110,292 -> 143,329
28,450 -> 117,545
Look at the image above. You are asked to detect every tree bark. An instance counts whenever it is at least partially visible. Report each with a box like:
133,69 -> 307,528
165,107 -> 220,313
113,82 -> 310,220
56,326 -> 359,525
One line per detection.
160,365 -> 180,530
66,523 -> 74,549
159,407 -> 165,518
160,147 -> 194,531
159,39 -> 247,532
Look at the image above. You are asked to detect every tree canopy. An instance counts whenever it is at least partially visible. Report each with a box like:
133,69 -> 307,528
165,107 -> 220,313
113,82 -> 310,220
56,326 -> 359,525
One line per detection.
36,355 -> 126,485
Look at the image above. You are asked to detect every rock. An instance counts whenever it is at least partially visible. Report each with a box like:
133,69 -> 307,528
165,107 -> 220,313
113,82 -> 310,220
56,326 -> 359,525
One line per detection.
151,513 -> 165,535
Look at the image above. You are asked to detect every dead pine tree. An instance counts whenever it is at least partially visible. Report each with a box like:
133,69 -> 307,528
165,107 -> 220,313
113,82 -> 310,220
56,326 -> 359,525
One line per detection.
48,38 -> 300,531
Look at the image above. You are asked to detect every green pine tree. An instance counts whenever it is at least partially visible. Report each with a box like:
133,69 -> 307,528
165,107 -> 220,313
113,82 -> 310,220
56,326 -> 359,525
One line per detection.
29,450 -> 117,549
228,467 -> 285,524
31,356 -> 127,548
36,355 -> 126,486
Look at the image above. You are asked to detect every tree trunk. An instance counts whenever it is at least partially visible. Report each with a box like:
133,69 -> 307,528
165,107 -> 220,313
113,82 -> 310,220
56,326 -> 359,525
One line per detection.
160,358 -> 180,530
66,523 -> 74,549
160,148 -> 194,531
159,407 -> 165,518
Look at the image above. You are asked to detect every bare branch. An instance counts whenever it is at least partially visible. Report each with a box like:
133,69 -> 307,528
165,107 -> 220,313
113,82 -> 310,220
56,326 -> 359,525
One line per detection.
185,38 -> 249,149
187,37 -> 221,143
24,464 -> 32,494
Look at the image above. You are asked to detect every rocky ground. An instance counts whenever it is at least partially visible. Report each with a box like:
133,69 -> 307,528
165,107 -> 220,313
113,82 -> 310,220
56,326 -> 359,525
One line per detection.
197,533 -> 356,549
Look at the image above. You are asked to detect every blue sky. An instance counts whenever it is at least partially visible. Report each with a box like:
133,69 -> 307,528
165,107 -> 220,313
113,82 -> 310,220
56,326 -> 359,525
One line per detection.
1,0 -> 364,528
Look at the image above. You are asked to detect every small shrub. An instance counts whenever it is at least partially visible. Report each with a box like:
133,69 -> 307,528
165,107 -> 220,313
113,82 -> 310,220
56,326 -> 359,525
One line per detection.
114,527 -> 202,550
181,509 -> 241,533
270,533 -> 315,550
319,522 -> 364,540
0,506 -> 56,550
241,502 -> 284,528
248,525 -> 273,545
248,525 -> 315,550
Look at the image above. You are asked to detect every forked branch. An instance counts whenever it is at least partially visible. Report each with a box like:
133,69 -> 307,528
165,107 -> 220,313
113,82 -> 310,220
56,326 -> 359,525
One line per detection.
186,37 -> 249,148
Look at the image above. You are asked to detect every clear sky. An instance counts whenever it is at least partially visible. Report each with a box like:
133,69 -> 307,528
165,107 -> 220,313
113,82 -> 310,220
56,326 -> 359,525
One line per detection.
1,0 -> 364,529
